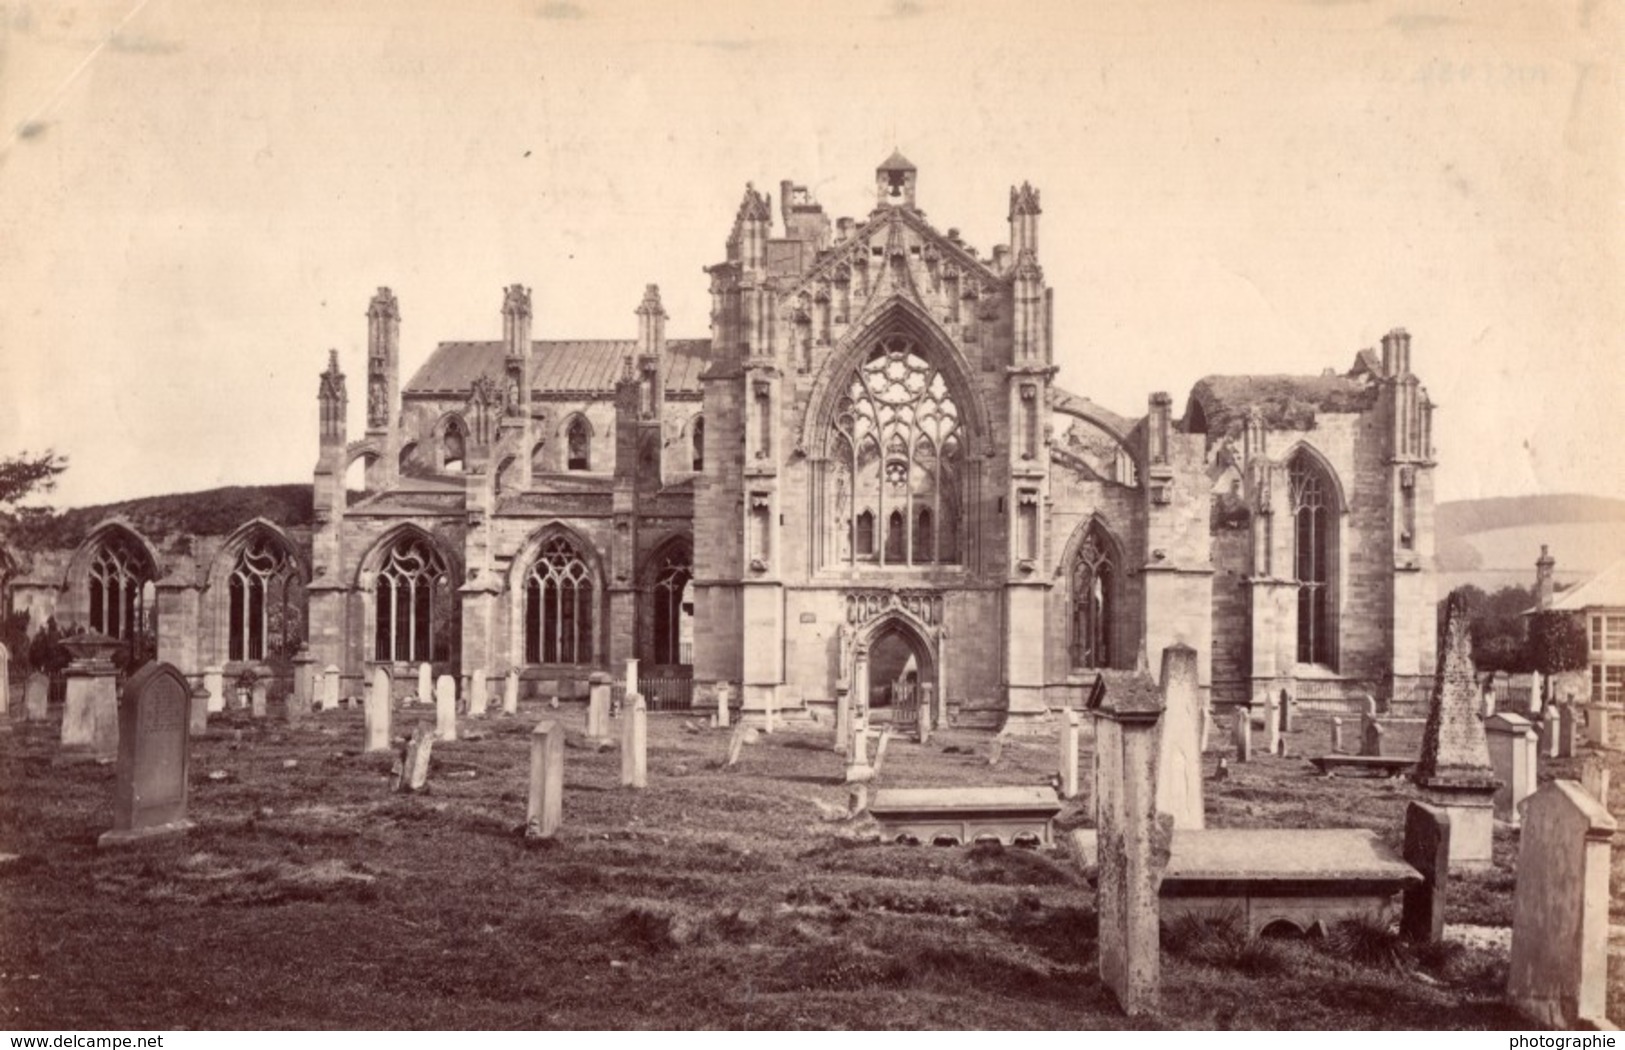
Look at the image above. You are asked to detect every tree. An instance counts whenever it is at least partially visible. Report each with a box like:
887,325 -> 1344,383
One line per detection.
0,450 -> 68,510
1527,610 -> 1588,677
1439,583 -> 1537,673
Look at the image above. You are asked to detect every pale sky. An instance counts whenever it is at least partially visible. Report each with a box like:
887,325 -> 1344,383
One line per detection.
1,0 -> 1619,509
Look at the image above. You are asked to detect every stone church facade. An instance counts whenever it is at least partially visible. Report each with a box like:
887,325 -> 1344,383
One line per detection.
8,154 -> 1440,722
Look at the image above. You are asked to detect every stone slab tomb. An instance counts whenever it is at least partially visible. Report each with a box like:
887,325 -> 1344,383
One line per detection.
868,786 -> 1062,847
99,662 -> 194,847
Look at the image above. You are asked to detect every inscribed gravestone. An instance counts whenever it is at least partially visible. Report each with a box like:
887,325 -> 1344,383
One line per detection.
1155,644 -> 1203,829
396,725 -> 435,792
24,672 -> 48,721
527,720 -> 564,838
417,662 -> 433,705
1484,712 -> 1538,826
1400,802 -> 1450,943
99,662 -> 193,846
469,669 -> 489,717
620,693 -> 647,789
366,667 -> 393,752
435,675 -> 457,742
587,672 -> 611,740
60,632 -> 122,759
1232,709 -> 1251,762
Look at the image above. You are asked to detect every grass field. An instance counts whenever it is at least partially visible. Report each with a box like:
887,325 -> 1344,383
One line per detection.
0,700 -> 1618,1030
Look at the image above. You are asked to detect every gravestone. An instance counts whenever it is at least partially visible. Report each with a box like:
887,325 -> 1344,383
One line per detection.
1588,704 -> 1613,749
1484,712 -> 1538,826
1278,688 -> 1294,733
1362,719 -> 1385,757
1506,780 -> 1617,1029
24,672 -> 48,722
1155,644 -> 1204,829
625,658 -> 639,702
469,669 -> 489,718
725,719 -> 748,769
503,669 -> 519,715
832,685 -> 848,754
919,683 -> 936,744
1579,753 -> 1610,808
435,675 -> 457,742
417,662 -> 433,705
1262,691 -> 1281,756
1088,669 -> 1170,1016
321,665 -> 340,712
586,672 -> 611,741
526,720 -> 565,838
717,682 -> 733,731
1414,594 -> 1501,870
1058,708 -> 1080,798
366,667 -> 393,752
250,680 -> 268,719
1557,703 -> 1578,758
844,722 -> 871,782
188,682 -> 209,736
1232,709 -> 1251,762
396,725 -> 435,792
60,632 -> 123,760
1480,680 -> 1496,719
203,665 -> 225,714
620,693 -> 647,789
1330,717 -> 1343,754
871,727 -> 893,779
1400,802 -> 1450,943
290,646 -> 315,722
99,662 -> 194,847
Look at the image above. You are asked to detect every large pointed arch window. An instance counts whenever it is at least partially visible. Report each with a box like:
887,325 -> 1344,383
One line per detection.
1289,452 -> 1337,666
88,532 -> 155,642
1070,525 -> 1116,669
830,335 -> 964,567
227,533 -> 304,662
373,534 -> 455,663
525,536 -> 596,664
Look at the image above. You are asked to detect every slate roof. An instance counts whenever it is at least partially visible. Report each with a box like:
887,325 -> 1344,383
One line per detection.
404,340 -> 712,397
1548,559 -> 1625,612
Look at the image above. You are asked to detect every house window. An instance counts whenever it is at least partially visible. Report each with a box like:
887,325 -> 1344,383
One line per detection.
567,418 -> 591,471
1070,525 -> 1116,670
88,532 -> 154,642
525,537 -> 595,664
373,534 -> 454,663
1594,664 -> 1625,705
1289,453 -> 1335,665
227,533 -> 302,662
1593,614 -> 1625,655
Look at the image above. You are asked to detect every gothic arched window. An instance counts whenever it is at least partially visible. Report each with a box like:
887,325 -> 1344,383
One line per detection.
373,534 -> 454,663
88,532 -> 154,642
566,417 -> 591,471
691,417 -> 705,472
525,537 -> 595,664
1070,525 -> 1115,669
649,548 -> 693,666
1289,452 -> 1336,666
227,534 -> 303,662
830,336 -> 964,567
442,416 -> 467,473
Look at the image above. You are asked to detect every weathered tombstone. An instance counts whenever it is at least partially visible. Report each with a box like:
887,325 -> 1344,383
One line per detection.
396,725 -> 435,792
188,682 -> 209,736
1413,594 -> 1501,870
832,685 -> 848,754
1058,708 -> 1080,798
1579,752 -> 1610,808
1362,719 -> 1385,757
725,719 -> 748,769
1089,669 -> 1170,1016
59,632 -> 123,760
625,658 -> 639,702
1528,670 -> 1545,716
717,682 -> 733,731
365,667 -> 393,752
1537,711 -> 1559,759
1400,802 -> 1450,943
469,669 -> 489,718
1232,709 -> 1251,762
1556,703 -> 1579,758
871,727 -> 893,779
526,720 -> 564,838
1589,704 -> 1613,749
1278,688 -> 1294,733
203,665 -> 225,714
321,665 -> 340,712
1262,691 -> 1281,756
435,675 -> 457,742
620,693 -> 647,789
24,671 -> 48,722
503,668 -> 520,715
1484,712 -> 1538,826
417,662 -> 433,705
1155,644 -> 1204,829
250,679 -> 268,719
99,662 -> 194,846
1330,716 -> 1344,754
586,672 -> 611,741
290,646 -> 315,722
1507,780 -> 1617,1029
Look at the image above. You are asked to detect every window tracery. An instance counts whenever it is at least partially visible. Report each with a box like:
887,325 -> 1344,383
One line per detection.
373,534 -> 454,664
1289,453 -> 1335,666
525,536 -> 595,664
1069,526 -> 1115,669
88,532 -> 154,642
227,533 -> 303,662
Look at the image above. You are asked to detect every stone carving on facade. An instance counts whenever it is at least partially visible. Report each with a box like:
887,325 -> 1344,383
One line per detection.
843,588 -> 944,627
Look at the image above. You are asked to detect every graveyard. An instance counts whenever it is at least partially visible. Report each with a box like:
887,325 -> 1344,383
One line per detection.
2,678 -> 1620,1030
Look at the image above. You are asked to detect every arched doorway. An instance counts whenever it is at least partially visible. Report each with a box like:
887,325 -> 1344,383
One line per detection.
859,613 -> 936,723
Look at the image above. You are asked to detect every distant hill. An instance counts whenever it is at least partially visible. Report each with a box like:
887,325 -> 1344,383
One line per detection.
1437,493 -> 1625,592
2,484 -> 314,551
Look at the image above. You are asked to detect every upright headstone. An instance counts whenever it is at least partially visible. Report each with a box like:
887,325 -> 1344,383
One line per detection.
1362,719 -> 1385,757
290,646 -> 315,722
1262,691 -> 1281,757
365,667 -> 393,752
526,720 -> 565,838
417,662 -> 433,705
620,693 -> 647,789
435,675 -> 457,742
1484,712 -> 1538,826
99,662 -> 194,846
469,669 -> 489,718
1400,802 -> 1450,943
624,658 -> 639,702
1539,710 -> 1560,759
587,672 -> 611,741
726,719 -> 748,769
1330,716 -> 1344,754
844,721 -> 872,782
1579,752 -> 1610,808
1058,708 -> 1080,798
1528,670 -> 1545,716
1278,688 -> 1294,733
396,725 -> 435,792
250,680 -> 268,719
1507,780 -> 1617,1029
188,682 -> 209,736
24,672 -> 48,722
321,665 -> 341,712
1155,644 -> 1204,829
203,665 -> 225,714
1556,703 -> 1579,759
1414,595 -> 1501,869
503,669 -> 520,715
1089,669 -> 1170,1016
717,682 -> 733,731
871,727 -> 892,779
1232,709 -> 1252,762
59,632 -> 123,760
832,685 -> 848,754
1480,679 -> 1497,719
